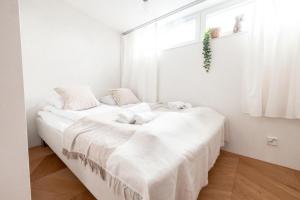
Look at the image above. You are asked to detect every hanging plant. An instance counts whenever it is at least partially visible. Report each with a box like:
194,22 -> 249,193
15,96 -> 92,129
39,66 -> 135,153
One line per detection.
202,30 -> 212,72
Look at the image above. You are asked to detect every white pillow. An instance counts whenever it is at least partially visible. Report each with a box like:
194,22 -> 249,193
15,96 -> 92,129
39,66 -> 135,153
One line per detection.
99,95 -> 117,105
54,86 -> 100,110
110,88 -> 140,106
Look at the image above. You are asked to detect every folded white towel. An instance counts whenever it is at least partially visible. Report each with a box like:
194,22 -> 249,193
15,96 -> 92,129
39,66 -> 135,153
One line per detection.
116,103 -> 156,125
167,101 -> 192,110
135,112 -> 157,125
117,111 -> 135,124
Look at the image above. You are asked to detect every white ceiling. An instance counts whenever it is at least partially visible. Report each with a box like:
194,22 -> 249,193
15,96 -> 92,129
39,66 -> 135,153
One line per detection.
63,0 -> 196,32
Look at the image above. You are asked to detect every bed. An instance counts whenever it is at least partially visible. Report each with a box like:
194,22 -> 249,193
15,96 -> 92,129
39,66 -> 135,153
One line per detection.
37,104 -> 226,200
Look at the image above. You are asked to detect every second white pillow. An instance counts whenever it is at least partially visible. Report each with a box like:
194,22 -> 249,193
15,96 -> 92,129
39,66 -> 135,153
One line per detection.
111,88 -> 140,106
99,95 -> 117,105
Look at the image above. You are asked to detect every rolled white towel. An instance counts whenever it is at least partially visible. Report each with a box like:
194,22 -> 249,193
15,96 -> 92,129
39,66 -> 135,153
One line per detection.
134,112 -> 157,125
184,103 -> 192,109
116,111 -> 135,124
167,101 -> 192,110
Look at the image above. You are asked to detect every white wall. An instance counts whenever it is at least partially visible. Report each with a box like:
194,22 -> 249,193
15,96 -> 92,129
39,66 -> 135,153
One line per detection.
0,0 -> 31,199
19,0 -> 121,147
159,33 -> 300,170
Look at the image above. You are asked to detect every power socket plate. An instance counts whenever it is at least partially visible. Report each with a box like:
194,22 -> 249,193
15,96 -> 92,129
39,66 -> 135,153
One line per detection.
267,136 -> 279,146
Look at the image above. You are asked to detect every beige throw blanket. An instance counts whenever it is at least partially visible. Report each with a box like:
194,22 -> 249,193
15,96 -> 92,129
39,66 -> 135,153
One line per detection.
63,107 -> 225,200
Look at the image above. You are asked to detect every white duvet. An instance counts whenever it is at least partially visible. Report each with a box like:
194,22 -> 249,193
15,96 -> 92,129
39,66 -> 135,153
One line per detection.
61,105 -> 225,200
41,104 -> 123,122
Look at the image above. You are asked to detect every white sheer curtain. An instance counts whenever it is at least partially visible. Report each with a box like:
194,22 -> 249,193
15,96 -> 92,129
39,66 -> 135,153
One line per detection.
121,24 -> 159,103
243,0 -> 300,119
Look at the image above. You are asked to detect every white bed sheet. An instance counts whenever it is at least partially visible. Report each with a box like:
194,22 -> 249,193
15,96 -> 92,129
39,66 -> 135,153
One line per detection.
38,111 -> 73,132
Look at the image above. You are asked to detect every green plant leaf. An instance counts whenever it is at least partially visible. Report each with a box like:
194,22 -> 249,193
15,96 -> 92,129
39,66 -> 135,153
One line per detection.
202,30 -> 212,72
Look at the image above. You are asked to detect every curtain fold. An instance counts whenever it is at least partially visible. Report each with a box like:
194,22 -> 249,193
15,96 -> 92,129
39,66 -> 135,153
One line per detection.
243,0 -> 300,119
121,24 -> 159,103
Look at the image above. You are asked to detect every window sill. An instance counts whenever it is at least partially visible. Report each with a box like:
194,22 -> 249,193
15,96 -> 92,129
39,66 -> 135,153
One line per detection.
161,31 -> 248,52
211,31 -> 248,40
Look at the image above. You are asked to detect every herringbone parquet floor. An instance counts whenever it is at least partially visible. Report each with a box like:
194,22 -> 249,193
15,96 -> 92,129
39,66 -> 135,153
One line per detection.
29,147 -> 300,200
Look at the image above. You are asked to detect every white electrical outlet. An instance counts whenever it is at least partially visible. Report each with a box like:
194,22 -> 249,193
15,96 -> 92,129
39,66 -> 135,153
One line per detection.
267,136 -> 279,146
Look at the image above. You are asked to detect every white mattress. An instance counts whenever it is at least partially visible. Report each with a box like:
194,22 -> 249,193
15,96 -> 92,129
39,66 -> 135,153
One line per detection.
37,104 -> 225,200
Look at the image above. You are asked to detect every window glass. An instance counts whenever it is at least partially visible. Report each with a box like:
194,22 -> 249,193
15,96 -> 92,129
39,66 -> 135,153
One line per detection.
158,17 -> 197,50
206,2 -> 254,36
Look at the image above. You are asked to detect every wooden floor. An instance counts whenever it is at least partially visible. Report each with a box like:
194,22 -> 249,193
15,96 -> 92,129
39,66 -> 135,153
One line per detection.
29,147 -> 300,200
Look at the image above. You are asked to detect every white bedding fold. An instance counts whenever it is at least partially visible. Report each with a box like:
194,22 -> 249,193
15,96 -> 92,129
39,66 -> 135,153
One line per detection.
62,107 -> 225,200
134,112 -> 157,125
117,111 -> 136,124
167,101 -> 192,110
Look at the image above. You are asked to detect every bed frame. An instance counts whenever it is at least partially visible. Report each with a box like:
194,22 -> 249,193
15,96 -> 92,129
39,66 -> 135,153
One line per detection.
37,118 -> 123,200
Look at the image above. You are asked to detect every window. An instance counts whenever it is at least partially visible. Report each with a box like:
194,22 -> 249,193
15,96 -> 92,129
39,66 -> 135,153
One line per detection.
158,16 -> 198,50
155,1 -> 253,50
205,1 -> 254,37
